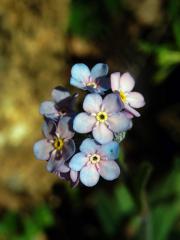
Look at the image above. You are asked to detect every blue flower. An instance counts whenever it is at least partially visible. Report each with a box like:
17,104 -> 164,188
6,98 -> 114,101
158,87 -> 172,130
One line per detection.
69,138 -> 120,187
70,63 -> 109,94
33,116 -> 75,172
73,93 -> 132,144
40,86 -> 78,119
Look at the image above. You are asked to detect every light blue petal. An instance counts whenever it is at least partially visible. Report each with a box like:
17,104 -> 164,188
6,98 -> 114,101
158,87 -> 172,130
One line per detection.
80,164 -> 99,187
102,93 -> 122,114
83,93 -> 102,113
70,77 -> 85,89
71,63 -> 90,82
99,141 -> 119,160
108,112 -> 131,133
56,117 -> 74,139
73,113 -> 96,133
99,160 -> 120,180
92,123 -> 113,144
80,138 -> 99,155
39,101 -> 58,119
51,87 -> 70,103
91,63 -> 109,79
33,139 -> 53,160
69,152 -> 88,171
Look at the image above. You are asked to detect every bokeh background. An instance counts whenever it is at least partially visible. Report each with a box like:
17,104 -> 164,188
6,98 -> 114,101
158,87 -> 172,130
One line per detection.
0,0 -> 179,239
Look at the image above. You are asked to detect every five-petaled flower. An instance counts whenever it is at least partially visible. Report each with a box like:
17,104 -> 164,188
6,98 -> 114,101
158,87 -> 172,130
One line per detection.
111,72 -> 145,117
70,63 -> 109,94
69,138 -> 120,187
33,117 -> 75,172
40,86 -> 78,119
73,93 -> 132,144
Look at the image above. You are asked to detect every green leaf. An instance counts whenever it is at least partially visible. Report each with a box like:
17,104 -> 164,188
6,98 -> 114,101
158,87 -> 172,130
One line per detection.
151,201 -> 180,240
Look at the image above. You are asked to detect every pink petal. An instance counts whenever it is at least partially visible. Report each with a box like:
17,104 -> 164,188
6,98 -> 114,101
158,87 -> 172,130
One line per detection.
110,72 -> 121,91
70,170 -> 78,182
99,160 -> 120,180
93,123 -> 113,144
107,112 -> 131,133
119,73 -> 135,92
124,104 -> 141,117
127,92 -> 145,108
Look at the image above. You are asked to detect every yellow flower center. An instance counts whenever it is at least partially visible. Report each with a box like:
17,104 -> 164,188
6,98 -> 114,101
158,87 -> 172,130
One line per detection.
96,111 -> 108,123
89,154 -> 101,164
120,90 -> 127,103
54,138 -> 64,150
86,82 -> 97,88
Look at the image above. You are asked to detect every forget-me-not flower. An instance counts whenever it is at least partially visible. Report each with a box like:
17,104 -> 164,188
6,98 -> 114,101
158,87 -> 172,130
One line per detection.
69,138 -> 120,187
40,86 -> 78,119
111,72 -> 145,117
33,116 -> 75,171
70,63 -> 109,94
73,93 -> 132,144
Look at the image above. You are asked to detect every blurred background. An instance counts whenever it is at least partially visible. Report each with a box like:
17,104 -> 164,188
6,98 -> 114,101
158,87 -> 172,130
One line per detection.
0,0 -> 179,239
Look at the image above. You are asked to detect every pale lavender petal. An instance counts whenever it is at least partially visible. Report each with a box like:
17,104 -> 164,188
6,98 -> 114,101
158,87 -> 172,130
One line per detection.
119,72 -> 135,92
39,101 -> 58,118
93,123 -> 113,144
56,117 -> 74,139
73,113 -> 96,133
99,160 -> 120,180
80,164 -> 99,187
124,104 -> 141,117
127,92 -> 145,108
110,72 -> 121,91
83,93 -> 102,113
80,138 -> 99,155
102,93 -> 122,113
58,162 -> 70,173
70,170 -> 78,182
69,152 -> 88,171
51,87 -> 70,103
99,141 -> 119,160
46,158 -> 64,172
91,63 -> 108,79
124,110 -> 134,119
62,139 -> 76,161
107,112 -> 131,133
71,63 -> 90,82
33,139 -> 53,160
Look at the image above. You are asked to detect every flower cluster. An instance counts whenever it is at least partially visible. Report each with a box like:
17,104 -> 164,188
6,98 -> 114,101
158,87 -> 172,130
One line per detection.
33,63 -> 145,187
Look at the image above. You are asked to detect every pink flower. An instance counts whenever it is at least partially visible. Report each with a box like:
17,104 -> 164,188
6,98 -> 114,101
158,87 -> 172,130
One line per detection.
111,72 -> 145,117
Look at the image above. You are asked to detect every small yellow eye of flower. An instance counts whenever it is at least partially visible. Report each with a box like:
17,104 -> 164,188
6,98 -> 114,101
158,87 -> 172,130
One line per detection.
54,138 -> 64,150
86,82 -> 97,88
120,90 -> 127,103
96,111 -> 108,123
89,154 -> 101,164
